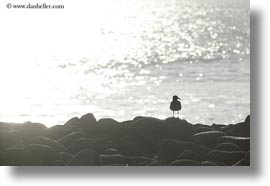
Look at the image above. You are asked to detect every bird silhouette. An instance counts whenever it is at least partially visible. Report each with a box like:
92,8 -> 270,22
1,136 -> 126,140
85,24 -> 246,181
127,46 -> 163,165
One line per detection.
170,95 -> 182,118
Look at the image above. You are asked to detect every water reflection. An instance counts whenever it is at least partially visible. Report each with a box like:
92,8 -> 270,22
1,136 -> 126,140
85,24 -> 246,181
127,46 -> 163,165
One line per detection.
0,0 -> 249,126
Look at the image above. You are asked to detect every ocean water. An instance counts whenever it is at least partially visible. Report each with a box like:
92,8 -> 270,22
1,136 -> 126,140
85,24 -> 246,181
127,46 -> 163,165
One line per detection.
0,0 -> 249,126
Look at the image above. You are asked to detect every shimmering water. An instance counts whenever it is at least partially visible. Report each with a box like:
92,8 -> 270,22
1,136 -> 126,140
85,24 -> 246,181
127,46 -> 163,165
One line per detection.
0,0 -> 249,126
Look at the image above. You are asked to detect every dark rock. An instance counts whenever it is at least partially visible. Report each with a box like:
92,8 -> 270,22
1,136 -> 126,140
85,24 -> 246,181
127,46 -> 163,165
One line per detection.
190,131 -> 226,148
207,150 -> 245,165
100,154 -> 130,165
24,144 -> 57,165
0,122 -> 14,131
245,151 -> 250,160
44,125 -> 81,140
80,113 -> 97,124
157,139 -> 210,162
64,113 -> 98,135
57,131 -> 86,147
120,120 -> 133,126
79,113 -> 98,135
245,115 -> 250,125
98,118 -> 127,137
177,150 -> 204,163
68,138 -> 95,154
1,147 -> 43,166
211,124 -> 227,130
128,156 -> 153,166
132,117 -> 166,137
13,122 -> 47,143
222,116 -> 250,137
116,127 -> 148,156
31,136 -> 68,152
64,117 -> 80,126
165,118 -> 195,140
195,127 -> 217,133
218,136 -> 250,151
98,118 -> 118,125
214,142 -> 243,152
233,159 -> 250,166
169,159 -> 200,166
201,161 -> 218,166
52,160 -> 66,166
66,149 -> 101,166
56,152 -> 74,164
0,130 -> 22,149
104,148 -> 119,155
215,162 -> 226,166
147,160 -> 166,166
130,117 -> 166,151
93,139 -> 117,154
56,152 -> 74,163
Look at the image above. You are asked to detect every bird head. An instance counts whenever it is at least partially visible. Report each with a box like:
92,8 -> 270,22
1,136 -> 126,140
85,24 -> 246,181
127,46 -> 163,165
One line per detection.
172,95 -> 180,101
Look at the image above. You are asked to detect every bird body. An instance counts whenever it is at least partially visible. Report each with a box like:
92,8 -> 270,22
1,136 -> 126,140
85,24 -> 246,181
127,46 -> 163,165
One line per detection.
170,95 -> 182,117
170,100 -> 181,111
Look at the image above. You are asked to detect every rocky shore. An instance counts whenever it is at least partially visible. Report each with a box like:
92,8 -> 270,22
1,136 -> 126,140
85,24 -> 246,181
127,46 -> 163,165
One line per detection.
0,114 -> 250,166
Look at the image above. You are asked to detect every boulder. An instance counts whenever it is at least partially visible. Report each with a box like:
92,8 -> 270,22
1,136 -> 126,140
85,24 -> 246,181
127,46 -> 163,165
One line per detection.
233,159 -> 250,166
0,122 -> 13,131
129,117 -> 166,152
64,117 -> 80,126
211,124 -> 227,131
57,131 -> 86,147
31,136 -> 68,152
131,117 -> 166,138
100,154 -> 130,165
201,161 -> 218,166
0,130 -> 22,149
93,139 -> 117,154
165,118 -> 195,140
64,114 -> 98,135
1,147 -> 43,166
15,122 -> 47,142
195,127 -> 217,133
68,138 -> 95,154
116,127 -> 148,156
245,151 -> 250,160
157,139 -> 210,163
80,113 -> 97,125
245,115 -> 250,125
51,160 -> 66,166
214,142 -> 243,152
147,160 -> 166,166
169,159 -> 200,166
177,150 -> 204,163
207,150 -> 245,165
56,152 -> 74,163
128,156 -> 153,166
225,123 -> 250,137
218,136 -> 250,151
66,149 -> 101,166
104,148 -> 119,155
190,131 -> 226,148
44,125 -> 81,140
222,116 -> 250,137
98,118 -> 127,137
24,144 -> 57,165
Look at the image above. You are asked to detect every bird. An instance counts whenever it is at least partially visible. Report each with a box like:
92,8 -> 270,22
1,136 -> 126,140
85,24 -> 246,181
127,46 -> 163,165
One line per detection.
170,95 -> 182,118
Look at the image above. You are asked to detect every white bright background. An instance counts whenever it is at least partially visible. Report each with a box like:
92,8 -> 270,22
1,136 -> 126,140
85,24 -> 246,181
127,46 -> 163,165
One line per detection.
0,0 -> 269,186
